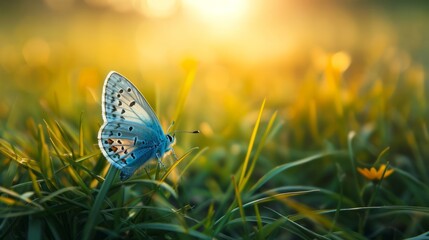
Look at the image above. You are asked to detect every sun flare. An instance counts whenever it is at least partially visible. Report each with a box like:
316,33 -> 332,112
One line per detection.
183,0 -> 248,25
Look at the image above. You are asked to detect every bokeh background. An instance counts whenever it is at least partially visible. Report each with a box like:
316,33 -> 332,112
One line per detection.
1,0 -> 429,238
2,0 -> 428,133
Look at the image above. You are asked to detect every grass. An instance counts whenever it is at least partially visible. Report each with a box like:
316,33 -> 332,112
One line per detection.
1,63 -> 429,239
1,2 -> 429,239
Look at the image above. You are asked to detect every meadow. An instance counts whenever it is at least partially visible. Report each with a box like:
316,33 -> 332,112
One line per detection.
1,1 -> 429,239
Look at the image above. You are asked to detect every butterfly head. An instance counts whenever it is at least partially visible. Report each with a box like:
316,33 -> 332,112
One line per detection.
166,134 -> 176,146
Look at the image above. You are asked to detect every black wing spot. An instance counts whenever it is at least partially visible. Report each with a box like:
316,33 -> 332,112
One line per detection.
118,101 -> 122,106
121,146 -> 124,150
115,123 -> 121,129
131,153 -> 136,159
112,114 -> 116,118
124,149 -> 128,154
121,109 -> 125,114
127,87 -> 131,92
117,139 -> 122,144
120,116 -> 125,120
141,140 -> 146,145
117,132 -> 122,137
117,94 -> 121,98
129,126 -> 133,131
130,101 -> 136,107
110,96 -> 115,103
119,89 -> 124,93
133,137 -> 137,146
109,131 -> 114,137
112,106 -> 117,112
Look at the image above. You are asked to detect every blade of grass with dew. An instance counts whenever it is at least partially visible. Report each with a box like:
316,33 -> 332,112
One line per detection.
82,165 -> 118,240
238,98 -> 266,191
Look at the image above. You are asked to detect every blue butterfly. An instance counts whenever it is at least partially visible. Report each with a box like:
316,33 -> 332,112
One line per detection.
98,71 -> 176,181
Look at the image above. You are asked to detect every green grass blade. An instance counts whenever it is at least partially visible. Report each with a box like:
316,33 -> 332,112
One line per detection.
127,223 -> 211,240
82,165 -> 118,240
232,175 -> 249,237
27,215 -> 42,240
238,98 -> 266,191
242,110 -> 278,190
249,151 -> 342,194
159,146 -> 199,184
347,131 -> 363,205
79,113 -> 84,157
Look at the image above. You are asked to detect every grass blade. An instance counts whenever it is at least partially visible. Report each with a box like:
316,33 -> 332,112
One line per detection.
238,98 -> 266,191
82,165 -> 118,240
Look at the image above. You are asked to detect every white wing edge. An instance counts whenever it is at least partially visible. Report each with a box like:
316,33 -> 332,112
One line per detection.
98,70 -> 124,170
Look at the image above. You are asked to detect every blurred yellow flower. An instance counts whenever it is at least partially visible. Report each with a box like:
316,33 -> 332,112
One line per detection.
357,164 -> 394,181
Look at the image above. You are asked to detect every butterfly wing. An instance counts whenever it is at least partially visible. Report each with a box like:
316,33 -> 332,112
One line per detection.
98,71 -> 165,180
100,71 -> 164,135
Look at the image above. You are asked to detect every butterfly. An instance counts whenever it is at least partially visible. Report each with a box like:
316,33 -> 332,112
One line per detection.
98,71 -> 176,181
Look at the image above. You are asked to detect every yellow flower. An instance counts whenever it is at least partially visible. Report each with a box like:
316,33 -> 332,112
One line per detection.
357,164 -> 394,181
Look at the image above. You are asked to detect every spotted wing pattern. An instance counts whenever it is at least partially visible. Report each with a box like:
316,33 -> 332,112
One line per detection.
98,71 -> 166,180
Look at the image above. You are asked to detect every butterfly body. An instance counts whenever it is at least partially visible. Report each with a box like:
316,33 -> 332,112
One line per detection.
98,71 -> 175,180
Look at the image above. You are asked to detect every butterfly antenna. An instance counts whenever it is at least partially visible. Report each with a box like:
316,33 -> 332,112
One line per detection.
167,121 -> 175,133
172,130 -> 200,135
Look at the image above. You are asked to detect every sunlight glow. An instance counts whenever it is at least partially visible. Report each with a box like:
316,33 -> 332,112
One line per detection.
183,0 -> 248,25
134,0 -> 178,18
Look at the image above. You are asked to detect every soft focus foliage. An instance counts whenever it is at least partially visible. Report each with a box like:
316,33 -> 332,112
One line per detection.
1,1 -> 429,239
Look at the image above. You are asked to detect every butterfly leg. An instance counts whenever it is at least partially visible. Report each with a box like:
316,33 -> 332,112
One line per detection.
171,148 -> 178,160
156,152 -> 167,171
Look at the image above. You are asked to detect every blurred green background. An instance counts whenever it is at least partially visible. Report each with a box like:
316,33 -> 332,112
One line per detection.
1,0 -> 429,239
